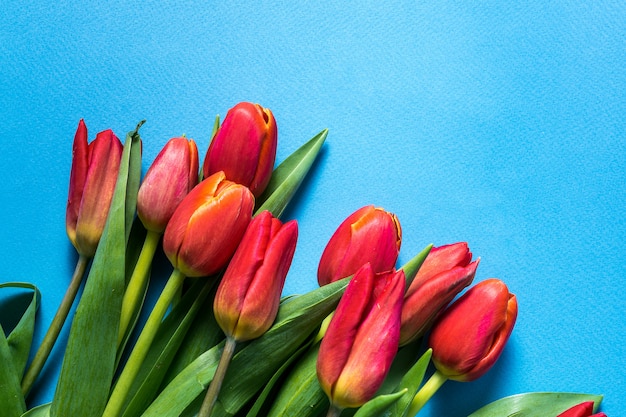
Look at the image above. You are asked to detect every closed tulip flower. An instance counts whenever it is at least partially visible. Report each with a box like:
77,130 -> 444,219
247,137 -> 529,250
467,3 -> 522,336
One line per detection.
317,263 -> 405,413
200,211 -> 299,416
137,136 -> 199,233
66,119 -> 123,257
557,401 -> 607,417
163,171 -> 254,277
202,102 -> 277,197
317,205 -> 401,286
214,210 -> 298,342
429,278 -> 518,382
399,242 -> 479,345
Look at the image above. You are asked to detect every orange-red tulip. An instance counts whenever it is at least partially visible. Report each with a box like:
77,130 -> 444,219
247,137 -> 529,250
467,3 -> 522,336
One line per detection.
317,205 -> 401,286
163,171 -> 254,277
137,137 -> 199,232
400,242 -> 478,345
317,263 -> 405,410
66,119 -> 123,257
214,211 -> 298,342
202,102 -> 277,197
429,278 -> 517,381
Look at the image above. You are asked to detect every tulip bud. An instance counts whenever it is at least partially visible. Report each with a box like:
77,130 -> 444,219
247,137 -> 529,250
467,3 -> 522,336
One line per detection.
163,171 -> 254,277
202,102 -> 277,197
317,205 -> 401,286
213,210 -> 298,342
137,137 -> 199,232
317,263 -> 405,410
557,401 -> 607,417
428,278 -> 518,381
66,119 -> 123,257
399,242 -> 478,345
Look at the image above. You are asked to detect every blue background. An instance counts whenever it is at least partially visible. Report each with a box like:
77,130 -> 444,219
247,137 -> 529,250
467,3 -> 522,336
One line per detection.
1,1 -> 625,415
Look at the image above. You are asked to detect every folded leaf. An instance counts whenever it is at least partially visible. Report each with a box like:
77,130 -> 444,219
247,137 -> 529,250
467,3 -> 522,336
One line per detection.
468,392 -> 603,417
0,282 -> 39,378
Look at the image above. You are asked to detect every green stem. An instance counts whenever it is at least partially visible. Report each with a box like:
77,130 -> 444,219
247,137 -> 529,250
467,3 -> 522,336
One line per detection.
198,337 -> 237,417
21,254 -> 90,397
407,370 -> 448,416
117,229 -> 161,346
102,268 -> 186,417
325,404 -> 343,417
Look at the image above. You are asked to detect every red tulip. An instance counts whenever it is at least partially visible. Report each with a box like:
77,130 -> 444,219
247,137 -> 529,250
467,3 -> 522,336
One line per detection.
202,102 -> 277,197
66,119 -> 123,257
428,278 -> 517,381
163,171 -> 254,277
137,137 -> 199,232
399,242 -> 478,345
213,210 -> 298,342
317,263 -> 405,410
317,205 -> 401,286
557,401 -> 607,417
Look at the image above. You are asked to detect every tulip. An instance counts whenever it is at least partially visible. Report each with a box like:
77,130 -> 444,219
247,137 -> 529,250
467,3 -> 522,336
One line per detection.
317,205 -> 401,286
317,263 -> 405,412
119,137 -> 199,344
200,211 -> 298,417
557,401 -> 607,417
137,136 -> 199,233
66,119 -> 123,257
22,120 -> 123,397
202,102 -> 277,197
214,210 -> 298,342
399,242 -> 478,345
429,278 -> 518,382
163,171 -> 255,277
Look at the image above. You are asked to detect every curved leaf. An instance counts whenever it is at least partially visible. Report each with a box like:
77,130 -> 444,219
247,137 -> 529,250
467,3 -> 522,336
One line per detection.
467,392 -> 603,417
0,282 -> 40,377
354,390 -> 407,417
256,129 -> 327,218
20,402 -> 50,417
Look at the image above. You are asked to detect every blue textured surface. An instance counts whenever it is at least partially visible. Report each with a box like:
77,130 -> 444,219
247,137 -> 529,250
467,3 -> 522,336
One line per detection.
1,1 -> 625,415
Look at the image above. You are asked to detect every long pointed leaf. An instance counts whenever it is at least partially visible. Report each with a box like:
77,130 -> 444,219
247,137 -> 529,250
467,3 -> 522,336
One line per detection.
50,125 -> 142,417
256,129 -> 327,218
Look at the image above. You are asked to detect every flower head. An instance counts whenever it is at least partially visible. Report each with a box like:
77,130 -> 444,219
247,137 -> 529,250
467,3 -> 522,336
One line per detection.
66,119 -> 123,257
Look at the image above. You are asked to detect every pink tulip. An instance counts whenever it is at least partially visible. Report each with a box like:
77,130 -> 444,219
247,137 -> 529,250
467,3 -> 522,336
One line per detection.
317,205 -> 401,286
202,102 -> 277,197
317,263 -> 405,410
214,211 -> 298,342
137,137 -> 199,232
400,242 -> 478,345
163,171 -> 254,277
557,401 -> 607,417
429,278 -> 517,381
66,119 -> 123,257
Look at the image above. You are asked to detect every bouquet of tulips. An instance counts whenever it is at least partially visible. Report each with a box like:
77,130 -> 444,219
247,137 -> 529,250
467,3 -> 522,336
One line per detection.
0,102 -> 606,417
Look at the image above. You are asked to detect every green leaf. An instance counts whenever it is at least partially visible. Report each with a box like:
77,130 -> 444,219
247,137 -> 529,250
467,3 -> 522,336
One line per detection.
1,324 -> 26,416
120,279 -> 215,417
388,349 -> 432,417
256,129 -> 327,218
158,282 -> 224,389
266,342 -> 327,417
354,390 -> 408,417
20,402 -> 50,417
0,282 -> 39,416
246,340 -> 314,417
400,245 -> 433,290
141,277 -> 348,417
50,124 -> 143,417
467,392 -> 603,417
0,282 -> 40,378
